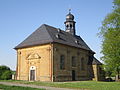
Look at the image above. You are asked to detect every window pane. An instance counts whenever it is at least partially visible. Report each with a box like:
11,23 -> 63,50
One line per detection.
60,55 -> 65,70
81,57 -> 85,70
72,56 -> 76,67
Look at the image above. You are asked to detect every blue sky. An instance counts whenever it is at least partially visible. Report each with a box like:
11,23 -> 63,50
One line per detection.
0,0 -> 113,70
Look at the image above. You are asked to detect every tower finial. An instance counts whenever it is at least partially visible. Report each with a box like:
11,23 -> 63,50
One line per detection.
69,8 -> 71,14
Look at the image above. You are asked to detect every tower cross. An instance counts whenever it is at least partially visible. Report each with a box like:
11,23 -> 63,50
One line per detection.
69,8 -> 71,13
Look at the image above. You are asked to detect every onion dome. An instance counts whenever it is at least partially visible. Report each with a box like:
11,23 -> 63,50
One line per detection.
66,13 -> 74,21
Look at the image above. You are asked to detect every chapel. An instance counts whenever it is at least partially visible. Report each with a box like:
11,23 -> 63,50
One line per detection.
15,11 -> 105,81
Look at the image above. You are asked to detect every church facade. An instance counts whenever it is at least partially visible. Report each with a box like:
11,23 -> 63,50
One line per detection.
15,12 -> 105,82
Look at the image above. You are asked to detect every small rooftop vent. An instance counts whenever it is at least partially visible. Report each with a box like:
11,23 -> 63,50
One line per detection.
75,40 -> 82,46
75,40 -> 79,44
57,28 -> 61,33
56,34 -> 60,39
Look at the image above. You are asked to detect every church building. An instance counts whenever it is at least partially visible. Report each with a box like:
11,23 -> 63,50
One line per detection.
15,11 -> 105,82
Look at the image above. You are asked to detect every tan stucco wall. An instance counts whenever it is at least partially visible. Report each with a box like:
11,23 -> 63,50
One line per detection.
52,43 -> 92,81
16,44 -> 53,81
92,65 -> 98,81
92,65 -> 105,81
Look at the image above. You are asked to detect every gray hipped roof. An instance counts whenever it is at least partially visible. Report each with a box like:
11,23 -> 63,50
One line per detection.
15,24 -> 92,51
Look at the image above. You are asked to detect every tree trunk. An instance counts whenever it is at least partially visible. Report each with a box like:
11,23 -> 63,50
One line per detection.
115,70 -> 120,81
115,75 -> 119,81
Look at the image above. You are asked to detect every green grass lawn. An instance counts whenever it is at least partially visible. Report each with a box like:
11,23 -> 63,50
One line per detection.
1,80 -> 120,90
0,84 -> 45,90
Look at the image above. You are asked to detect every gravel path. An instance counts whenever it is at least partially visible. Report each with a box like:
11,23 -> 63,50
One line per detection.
0,82 -> 76,90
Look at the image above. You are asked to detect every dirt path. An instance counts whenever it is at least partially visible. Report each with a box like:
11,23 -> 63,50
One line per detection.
0,82 -> 76,90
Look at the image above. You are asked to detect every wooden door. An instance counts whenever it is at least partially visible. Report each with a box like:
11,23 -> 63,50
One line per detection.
30,70 -> 35,81
72,70 -> 76,81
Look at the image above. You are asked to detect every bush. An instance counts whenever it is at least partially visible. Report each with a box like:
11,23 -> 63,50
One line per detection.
0,65 -> 12,80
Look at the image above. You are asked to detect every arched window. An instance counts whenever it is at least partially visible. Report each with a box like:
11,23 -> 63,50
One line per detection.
70,24 -> 72,28
60,55 -> 65,70
72,56 -> 76,67
66,25 -> 69,29
81,57 -> 85,70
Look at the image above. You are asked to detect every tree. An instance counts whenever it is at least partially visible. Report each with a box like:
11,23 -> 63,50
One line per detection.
0,65 -> 12,80
99,0 -> 120,81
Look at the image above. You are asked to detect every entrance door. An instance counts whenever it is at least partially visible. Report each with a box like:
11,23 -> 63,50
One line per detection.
72,70 -> 75,81
30,70 -> 35,81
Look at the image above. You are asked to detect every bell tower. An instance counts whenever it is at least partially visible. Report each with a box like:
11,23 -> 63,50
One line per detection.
64,9 -> 76,36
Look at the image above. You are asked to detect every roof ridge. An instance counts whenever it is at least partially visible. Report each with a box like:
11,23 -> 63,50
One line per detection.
43,24 -> 57,29
43,24 -> 54,42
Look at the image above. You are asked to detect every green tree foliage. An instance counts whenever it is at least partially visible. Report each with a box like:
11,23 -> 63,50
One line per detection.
99,0 -> 120,80
0,65 -> 12,80
1,70 -> 12,80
